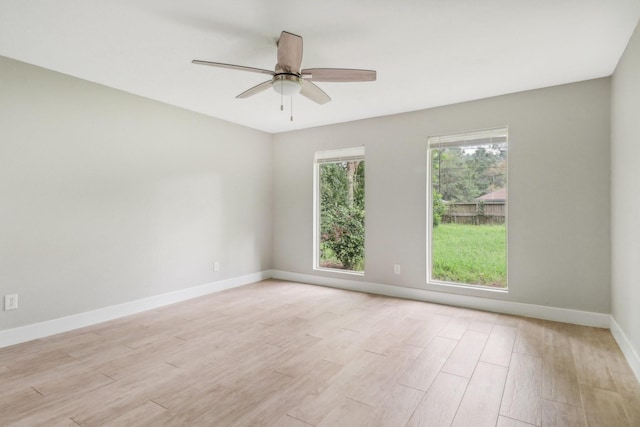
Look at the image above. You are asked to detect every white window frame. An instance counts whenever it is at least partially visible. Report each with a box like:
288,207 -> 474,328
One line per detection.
313,146 -> 365,275
427,127 -> 508,292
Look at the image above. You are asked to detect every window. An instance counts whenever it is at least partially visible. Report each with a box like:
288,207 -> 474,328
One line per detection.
314,146 -> 365,274
428,128 -> 508,289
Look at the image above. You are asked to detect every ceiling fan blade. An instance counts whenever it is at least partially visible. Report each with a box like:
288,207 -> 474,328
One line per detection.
300,80 -> 331,105
277,31 -> 303,74
192,60 -> 275,76
301,68 -> 376,82
236,80 -> 273,99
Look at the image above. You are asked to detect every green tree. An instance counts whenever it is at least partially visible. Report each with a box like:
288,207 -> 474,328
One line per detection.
432,144 -> 506,203
469,146 -> 507,196
432,190 -> 447,226
431,150 -> 448,226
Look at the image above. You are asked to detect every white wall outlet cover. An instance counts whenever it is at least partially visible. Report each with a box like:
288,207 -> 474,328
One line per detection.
394,264 -> 401,274
4,294 -> 18,311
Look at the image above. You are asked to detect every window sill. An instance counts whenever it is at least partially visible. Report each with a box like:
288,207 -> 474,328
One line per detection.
314,267 -> 365,277
427,279 -> 509,294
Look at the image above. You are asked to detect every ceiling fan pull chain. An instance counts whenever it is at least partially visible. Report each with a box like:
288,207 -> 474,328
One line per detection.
290,96 -> 294,122
280,80 -> 284,111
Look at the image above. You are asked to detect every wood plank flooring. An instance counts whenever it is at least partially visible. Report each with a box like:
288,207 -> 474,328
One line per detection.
1,279 -> 638,426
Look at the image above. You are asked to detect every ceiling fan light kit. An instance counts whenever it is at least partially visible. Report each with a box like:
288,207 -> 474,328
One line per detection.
192,31 -> 376,120
273,74 -> 302,96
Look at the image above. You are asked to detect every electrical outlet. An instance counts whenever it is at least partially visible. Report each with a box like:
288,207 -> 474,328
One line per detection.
214,261 -> 220,272
4,294 -> 18,311
394,264 -> 401,275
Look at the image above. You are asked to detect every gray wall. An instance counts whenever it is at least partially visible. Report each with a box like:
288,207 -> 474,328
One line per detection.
273,78 -> 611,313
0,56 -> 273,330
0,52 -> 617,333
611,21 -> 640,357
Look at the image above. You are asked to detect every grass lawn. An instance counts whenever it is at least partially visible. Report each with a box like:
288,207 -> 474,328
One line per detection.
431,223 -> 506,287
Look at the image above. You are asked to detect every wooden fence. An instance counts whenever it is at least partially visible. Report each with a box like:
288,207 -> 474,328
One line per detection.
442,202 -> 506,225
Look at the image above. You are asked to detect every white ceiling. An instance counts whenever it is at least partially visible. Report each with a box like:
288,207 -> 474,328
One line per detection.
1,0 -> 639,134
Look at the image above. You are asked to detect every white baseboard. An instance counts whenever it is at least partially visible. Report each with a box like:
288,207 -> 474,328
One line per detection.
610,316 -> 640,383
0,269 -> 615,351
0,270 -> 271,349
271,270 -> 611,328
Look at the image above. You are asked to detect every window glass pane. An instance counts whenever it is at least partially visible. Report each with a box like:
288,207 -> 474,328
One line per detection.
430,135 -> 507,288
316,156 -> 365,273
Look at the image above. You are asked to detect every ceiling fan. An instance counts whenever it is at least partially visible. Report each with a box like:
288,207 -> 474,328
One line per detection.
192,31 -> 376,106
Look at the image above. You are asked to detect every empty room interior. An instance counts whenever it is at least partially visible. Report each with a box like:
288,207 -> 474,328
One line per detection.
1,1 -> 640,426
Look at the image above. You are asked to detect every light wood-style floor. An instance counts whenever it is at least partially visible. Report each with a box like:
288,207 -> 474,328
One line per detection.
1,280 -> 639,426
